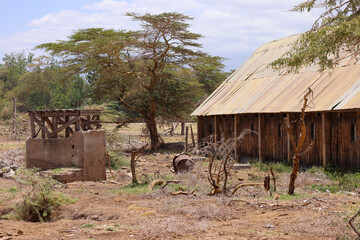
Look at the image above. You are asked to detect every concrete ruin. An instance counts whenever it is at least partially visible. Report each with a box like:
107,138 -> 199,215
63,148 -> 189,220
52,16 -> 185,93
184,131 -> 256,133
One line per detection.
26,109 -> 106,182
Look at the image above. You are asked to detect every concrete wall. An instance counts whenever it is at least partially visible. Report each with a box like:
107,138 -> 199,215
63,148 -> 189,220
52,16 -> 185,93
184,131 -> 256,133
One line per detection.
26,130 -> 106,181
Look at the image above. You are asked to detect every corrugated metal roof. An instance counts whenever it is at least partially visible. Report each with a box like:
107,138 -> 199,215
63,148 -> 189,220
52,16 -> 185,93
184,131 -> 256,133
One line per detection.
193,35 -> 360,116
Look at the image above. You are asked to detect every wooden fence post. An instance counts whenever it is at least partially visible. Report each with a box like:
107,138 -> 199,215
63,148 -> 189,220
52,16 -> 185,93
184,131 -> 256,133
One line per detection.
12,96 -> 16,134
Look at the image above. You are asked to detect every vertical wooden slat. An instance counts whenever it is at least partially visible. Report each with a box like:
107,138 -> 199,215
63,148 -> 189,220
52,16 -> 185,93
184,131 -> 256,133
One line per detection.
321,112 -> 327,167
258,113 -> 262,161
287,113 -> 291,162
41,117 -> 46,139
52,116 -> 58,138
234,114 -> 238,161
65,116 -> 70,137
197,117 -> 201,145
30,112 -> 35,138
214,115 -> 218,143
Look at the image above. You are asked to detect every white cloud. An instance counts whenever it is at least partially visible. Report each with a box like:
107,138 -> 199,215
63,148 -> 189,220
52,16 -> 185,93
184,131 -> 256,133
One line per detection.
0,0 -> 321,70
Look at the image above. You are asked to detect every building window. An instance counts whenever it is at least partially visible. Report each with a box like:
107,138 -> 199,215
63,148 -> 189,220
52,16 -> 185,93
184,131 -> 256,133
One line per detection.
317,112 -> 321,117
270,114 -> 274,119
351,124 -> 357,142
255,114 -> 259,119
311,123 -> 315,140
278,124 -> 282,138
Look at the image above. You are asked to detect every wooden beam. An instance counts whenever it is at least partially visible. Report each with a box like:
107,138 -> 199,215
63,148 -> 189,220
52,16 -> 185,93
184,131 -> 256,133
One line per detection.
287,113 -> 291,162
214,115 -> 218,143
29,112 -> 35,138
234,114 -> 238,161
44,117 -> 55,133
65,116 -> 70,137
52,116 -> 58,138
258,113 -> 262,161
33,117 -> 51,138
55,116 -> 80,134
322,112 -> 327,167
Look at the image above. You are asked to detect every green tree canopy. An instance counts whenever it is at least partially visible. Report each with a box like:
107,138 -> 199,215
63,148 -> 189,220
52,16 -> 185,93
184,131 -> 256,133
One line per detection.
272,0 -> 360,72
37,12 -> 209,150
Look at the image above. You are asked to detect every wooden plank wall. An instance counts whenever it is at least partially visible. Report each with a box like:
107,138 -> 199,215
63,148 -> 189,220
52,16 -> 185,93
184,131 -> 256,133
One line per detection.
330,112 -> 360,169
236,114 -> 259,162
261,113 -> 288,162
198,111 -> 360,169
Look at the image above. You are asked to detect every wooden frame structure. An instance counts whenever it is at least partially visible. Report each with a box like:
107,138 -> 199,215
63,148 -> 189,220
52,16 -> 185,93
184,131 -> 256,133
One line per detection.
28,109 -> 102,139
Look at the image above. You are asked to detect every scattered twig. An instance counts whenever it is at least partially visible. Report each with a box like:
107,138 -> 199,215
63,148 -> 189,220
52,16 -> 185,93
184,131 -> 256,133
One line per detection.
170,190 -> 196,196
270,167 -> 276,192
232,183 -> 261,195
349,208 -> 360,239
106,152 -> 116,180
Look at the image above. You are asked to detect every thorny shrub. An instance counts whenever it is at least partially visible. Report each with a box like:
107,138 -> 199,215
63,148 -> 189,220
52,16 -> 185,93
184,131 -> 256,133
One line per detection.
12,168 -> 75,222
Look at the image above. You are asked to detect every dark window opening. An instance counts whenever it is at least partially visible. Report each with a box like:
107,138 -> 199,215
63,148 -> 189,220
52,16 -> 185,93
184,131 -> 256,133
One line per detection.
278,124 -> 282,138
255,114 -> 259,119
251,124 -> 254,137
311,123 -> 315,140
282,113 -> 286,118
351,124 -> 357,142
317,112 -> 321,117
244,115 -> 247,119
270,114 -> 274,119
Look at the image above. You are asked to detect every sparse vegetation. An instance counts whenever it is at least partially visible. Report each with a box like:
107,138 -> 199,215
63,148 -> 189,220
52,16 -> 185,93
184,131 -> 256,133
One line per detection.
11,168 -> 76,222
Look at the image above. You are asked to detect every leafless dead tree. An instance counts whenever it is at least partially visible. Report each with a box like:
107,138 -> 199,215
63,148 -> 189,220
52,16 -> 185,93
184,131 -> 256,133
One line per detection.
129,139 -> 148,185
286,88 -> 314,195
198,129 -> 255,195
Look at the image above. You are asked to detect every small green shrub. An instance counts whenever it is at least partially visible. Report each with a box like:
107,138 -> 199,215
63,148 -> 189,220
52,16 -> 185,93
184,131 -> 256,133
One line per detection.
113,184 -> 149,195
80,223 -> 95,228
306,166 -> 324,174
252,161 -> 292,173
310,184 -> 342,193
105,227 -> 116,231
109,151 -> 129,170
13,168 -> 75,222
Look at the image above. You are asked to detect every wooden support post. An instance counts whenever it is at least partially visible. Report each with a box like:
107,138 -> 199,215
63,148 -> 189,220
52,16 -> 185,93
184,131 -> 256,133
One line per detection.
190,124 -> 195,148
322,112 -> 327,167
214,115 -> 218,142
258,114 -> 262,161
65,116 -> 70,137
30,112 -> 35,138
52,116 -> 58,138
41,117 -> 46,138
75,117 -> 80,131
185,126 -> 189,152
12,96 -> 16,134
287,113 -> 291,162
197,117 -> 201,146
234,114 -> 238,161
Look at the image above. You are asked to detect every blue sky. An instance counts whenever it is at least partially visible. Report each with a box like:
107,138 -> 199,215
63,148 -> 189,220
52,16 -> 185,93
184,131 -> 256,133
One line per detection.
0,0 -> 319,71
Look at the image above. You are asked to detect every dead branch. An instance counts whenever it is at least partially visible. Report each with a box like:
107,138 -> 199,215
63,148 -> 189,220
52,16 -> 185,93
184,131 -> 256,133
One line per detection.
264,175 -> 270,192
106,152 -> 116,180
227,199 -> 252,206
148,179 -> 183,191
287,87 -> 314,195
349,208 -> 360,239
170,190 -> 196,196
232,183 -> 261,195
130,142 -> 148,185
270,167 -> 276,192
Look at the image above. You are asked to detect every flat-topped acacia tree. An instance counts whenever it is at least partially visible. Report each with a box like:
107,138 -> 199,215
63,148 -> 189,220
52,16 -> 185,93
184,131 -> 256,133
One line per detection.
37,12 -> 204,150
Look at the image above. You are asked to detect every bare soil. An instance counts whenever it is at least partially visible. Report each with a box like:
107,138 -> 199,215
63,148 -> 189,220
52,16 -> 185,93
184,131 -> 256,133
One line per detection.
0,123 -> 359,240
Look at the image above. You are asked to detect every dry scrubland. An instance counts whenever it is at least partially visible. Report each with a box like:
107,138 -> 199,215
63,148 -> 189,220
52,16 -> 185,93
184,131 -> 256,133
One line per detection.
0,122 -> 360,239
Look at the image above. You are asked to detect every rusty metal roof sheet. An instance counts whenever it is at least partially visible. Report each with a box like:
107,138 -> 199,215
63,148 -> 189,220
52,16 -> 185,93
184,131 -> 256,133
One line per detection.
193,35 -> 360,116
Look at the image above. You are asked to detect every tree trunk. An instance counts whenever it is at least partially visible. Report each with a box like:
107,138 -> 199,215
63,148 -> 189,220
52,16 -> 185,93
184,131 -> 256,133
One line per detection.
288,155 -> 299,195
181,121 -> 185,135
146,117 -> 160,151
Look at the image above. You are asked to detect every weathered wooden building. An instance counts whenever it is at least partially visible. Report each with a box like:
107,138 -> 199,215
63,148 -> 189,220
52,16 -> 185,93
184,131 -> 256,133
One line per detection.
193,35 -> 360,169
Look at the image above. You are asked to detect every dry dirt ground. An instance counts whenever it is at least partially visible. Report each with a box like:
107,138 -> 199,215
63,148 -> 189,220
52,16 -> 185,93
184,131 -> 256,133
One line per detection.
0,123 -> 360,240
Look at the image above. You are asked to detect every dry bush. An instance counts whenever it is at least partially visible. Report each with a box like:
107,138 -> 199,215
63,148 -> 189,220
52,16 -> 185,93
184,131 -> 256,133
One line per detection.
140,216 -> 207,239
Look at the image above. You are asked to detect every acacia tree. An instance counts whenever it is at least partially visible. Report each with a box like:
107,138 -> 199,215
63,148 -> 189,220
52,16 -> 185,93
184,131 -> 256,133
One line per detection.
272,0 -> 360,72
37,12 -> 204,150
